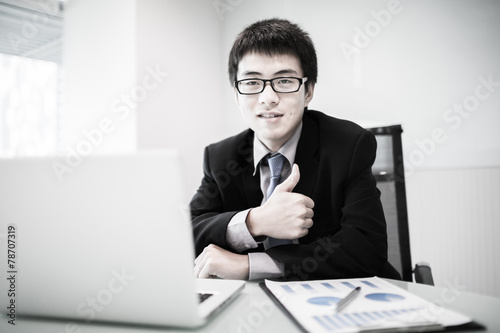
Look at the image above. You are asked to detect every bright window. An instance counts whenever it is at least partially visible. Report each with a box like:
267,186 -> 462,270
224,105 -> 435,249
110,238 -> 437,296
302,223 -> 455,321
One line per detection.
0,53 -> 59,157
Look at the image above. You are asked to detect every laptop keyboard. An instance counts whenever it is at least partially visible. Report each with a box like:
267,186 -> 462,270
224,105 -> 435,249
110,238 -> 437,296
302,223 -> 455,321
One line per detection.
198,293 -> 213,303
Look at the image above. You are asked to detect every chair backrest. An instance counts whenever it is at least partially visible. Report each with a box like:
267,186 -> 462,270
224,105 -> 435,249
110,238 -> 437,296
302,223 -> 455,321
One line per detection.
366,125 -> 413,282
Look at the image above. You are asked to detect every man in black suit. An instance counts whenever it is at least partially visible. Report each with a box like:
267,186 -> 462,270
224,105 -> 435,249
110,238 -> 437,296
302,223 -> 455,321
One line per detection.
191,18 -> 399,281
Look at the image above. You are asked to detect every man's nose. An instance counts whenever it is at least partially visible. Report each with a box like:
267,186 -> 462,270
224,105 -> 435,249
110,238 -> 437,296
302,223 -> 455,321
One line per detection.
258,82 -> 279,105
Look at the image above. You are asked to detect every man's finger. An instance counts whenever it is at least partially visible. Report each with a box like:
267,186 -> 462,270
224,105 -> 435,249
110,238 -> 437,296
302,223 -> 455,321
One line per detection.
304,196 -> 315,209
274,163 -> 300,194
194,265 -> 202,278
199,265 -> 211,279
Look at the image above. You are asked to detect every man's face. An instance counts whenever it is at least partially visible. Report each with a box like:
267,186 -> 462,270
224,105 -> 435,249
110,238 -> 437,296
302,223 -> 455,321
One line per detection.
235,52 -> 314,152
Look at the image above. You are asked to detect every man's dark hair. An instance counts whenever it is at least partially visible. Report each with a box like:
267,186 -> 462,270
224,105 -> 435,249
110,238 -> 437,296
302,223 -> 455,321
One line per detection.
228,18 -> 317,92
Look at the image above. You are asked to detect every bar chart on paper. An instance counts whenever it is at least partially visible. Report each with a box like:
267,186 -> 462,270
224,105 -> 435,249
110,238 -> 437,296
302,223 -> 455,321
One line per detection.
264,277 -> 471,332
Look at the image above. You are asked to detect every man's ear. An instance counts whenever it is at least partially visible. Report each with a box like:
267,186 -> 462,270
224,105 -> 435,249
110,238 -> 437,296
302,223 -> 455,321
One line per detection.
233,86 -> 240,105
304,84 -> 315,107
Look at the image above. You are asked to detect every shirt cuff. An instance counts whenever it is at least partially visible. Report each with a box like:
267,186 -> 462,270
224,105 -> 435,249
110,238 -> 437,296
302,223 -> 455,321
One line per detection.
248,252 -> 284,280
226,209 -> 259,252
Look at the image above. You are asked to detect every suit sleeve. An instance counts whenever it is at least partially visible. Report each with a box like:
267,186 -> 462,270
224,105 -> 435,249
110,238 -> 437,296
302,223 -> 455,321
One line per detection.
190,146 -> 238,256
266,131 -> 399,280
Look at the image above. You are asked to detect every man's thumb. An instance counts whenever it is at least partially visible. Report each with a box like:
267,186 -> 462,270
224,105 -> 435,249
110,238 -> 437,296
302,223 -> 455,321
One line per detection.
275,164 -> 300,193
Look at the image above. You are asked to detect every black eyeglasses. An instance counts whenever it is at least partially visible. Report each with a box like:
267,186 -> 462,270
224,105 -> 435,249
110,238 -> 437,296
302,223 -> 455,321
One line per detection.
235,77 -> 308,95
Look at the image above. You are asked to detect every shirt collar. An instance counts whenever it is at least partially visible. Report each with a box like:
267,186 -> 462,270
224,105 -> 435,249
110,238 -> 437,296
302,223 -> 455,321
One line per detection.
252,122 -> 303,176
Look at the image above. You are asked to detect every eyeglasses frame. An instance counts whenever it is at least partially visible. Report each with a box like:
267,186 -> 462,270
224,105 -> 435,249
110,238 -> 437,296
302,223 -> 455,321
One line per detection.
234,77 -> 308,95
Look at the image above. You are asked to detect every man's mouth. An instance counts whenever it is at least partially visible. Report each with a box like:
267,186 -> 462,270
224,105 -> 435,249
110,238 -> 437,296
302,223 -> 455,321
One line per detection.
258,113 -> 283,119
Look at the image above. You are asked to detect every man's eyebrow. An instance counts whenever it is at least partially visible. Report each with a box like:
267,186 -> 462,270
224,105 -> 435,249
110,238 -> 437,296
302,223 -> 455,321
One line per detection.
240,71 -> 262,77
240,69 -> 300,78
274,69 -> 299,76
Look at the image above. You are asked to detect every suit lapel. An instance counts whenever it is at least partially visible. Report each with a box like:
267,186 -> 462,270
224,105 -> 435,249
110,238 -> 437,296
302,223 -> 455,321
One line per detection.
242,164 -> 263,207
239,131 -> 264,208
293,112 -> 319,198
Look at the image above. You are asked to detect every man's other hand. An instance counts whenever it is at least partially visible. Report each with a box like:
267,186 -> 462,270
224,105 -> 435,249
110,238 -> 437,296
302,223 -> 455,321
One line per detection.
194,244 -> 249,280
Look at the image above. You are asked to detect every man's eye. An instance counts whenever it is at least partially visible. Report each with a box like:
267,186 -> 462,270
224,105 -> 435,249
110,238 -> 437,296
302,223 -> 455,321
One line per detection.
244,80 -> 261,86
276,79 -> 292,84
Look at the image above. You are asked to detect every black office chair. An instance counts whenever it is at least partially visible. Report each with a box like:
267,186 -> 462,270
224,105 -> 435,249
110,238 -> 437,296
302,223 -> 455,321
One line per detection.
366,125 -> 434,285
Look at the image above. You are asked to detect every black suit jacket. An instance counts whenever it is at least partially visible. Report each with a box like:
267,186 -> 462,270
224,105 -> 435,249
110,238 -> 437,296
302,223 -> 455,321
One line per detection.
190,110 -> 400,280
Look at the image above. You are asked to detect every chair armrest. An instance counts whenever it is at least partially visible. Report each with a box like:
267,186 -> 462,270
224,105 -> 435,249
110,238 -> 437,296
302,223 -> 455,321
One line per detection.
414,262 -> 435,285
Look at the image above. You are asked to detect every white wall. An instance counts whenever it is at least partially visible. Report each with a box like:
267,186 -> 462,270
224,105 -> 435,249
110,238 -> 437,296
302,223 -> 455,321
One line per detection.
135,0 -> 225,193
63,0 -> 224,193
62,0 -> 137,155
407,167 -> 500,297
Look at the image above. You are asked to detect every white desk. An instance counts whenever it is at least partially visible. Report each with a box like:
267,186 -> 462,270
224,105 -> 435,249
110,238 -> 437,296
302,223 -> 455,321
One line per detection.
1,279 -> 498,332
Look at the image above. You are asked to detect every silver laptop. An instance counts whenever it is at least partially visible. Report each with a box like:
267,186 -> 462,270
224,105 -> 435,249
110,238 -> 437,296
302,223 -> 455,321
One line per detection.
0,150 -> 245,328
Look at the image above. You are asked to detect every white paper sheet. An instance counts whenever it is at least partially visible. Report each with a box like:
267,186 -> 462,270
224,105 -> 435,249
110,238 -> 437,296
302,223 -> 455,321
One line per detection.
265,277 -> 471,332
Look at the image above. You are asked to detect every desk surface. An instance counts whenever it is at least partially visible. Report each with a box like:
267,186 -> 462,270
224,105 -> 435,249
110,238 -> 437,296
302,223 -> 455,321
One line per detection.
1,279 -> 498,333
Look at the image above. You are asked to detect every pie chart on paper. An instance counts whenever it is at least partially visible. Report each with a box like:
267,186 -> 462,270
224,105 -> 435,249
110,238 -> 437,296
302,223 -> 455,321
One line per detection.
365,293 -> 405,302
307,296 -> 342,306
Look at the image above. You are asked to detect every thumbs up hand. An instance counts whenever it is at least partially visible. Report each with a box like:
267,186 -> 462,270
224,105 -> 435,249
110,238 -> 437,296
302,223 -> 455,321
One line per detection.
274,163 -> 300,193
246,164 -> 315,240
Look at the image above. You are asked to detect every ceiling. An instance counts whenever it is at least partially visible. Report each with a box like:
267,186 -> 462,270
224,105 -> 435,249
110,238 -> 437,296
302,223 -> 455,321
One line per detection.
0,0 -> 64,63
